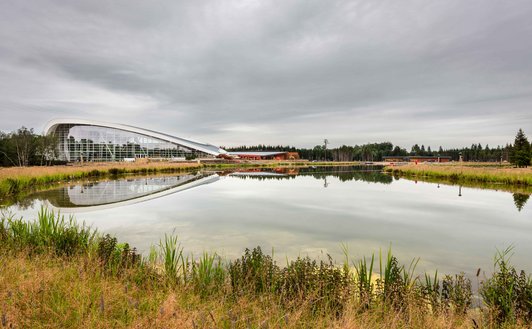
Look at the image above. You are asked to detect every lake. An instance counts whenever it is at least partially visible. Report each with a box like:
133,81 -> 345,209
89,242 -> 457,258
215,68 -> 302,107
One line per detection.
3,166 -> 531,276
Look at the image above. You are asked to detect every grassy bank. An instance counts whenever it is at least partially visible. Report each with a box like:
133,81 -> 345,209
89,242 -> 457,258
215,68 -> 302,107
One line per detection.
0,161 -> 362,200
385,163 -> 532,186
1,209 -> 531,328
0,162 -> 201,200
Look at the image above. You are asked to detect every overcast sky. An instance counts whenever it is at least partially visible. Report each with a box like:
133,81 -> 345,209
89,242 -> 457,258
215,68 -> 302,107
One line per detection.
1,1 -> 531,149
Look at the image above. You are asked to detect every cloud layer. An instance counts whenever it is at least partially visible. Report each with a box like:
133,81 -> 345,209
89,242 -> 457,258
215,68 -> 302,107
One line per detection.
1,0 -> 531,148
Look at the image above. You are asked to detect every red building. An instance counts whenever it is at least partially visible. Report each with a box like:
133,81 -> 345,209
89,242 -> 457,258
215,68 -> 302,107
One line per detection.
227,151 -> 300,160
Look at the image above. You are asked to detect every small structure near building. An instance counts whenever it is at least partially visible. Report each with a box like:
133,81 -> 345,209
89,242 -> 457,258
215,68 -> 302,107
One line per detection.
383,155 -> 452,163
227,151 -> 300,160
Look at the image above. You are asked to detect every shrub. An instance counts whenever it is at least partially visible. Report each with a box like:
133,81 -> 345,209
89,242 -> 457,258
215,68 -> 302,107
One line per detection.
480,247 -> 532,324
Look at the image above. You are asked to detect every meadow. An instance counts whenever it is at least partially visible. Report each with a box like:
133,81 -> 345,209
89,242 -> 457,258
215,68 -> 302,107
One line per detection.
385,163 -> 532,186
1,209 -> 531,328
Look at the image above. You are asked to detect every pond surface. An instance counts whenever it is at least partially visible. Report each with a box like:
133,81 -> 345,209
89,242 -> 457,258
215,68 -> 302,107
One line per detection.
3,166 -> 532,275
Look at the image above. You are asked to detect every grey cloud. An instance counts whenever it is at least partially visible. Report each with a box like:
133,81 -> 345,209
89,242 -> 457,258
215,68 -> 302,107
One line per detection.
0,0 -> 531,147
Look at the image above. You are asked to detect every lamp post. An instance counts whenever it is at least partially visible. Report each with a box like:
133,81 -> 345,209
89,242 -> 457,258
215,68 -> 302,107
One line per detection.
323,139 -> 329,162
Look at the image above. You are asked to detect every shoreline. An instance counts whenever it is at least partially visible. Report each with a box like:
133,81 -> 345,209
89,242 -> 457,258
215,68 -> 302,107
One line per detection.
2,161 -> 531,201
0,161 -> 361,200
385,163 -> 532,187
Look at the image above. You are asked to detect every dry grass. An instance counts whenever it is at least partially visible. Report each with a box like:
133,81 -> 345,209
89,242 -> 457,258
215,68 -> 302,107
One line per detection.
3,250 -> 528,329
0,250 -> 167,328
0,162 -> 201,181
386,163 -> 532,186
0,250 -> 475,329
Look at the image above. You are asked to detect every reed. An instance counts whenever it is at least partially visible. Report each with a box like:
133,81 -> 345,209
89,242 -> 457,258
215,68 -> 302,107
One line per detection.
1,206 -> 96,256
191,252 -> 225,298
159,233 -> 185,285
353,254 -> 375,308
2,210 -> 532,327
480,246 -> 532,325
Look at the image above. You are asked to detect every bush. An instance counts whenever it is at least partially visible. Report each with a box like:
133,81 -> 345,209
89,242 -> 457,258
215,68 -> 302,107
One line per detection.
229,247 -> 278,296
480,247 -> 532,324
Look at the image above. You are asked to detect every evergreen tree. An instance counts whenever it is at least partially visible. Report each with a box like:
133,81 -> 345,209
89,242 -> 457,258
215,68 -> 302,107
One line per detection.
510,129 -> 531,167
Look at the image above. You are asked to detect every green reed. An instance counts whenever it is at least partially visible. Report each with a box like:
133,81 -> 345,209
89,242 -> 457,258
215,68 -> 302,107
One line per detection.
480,246 -> 532,325
1,209 -> 532,325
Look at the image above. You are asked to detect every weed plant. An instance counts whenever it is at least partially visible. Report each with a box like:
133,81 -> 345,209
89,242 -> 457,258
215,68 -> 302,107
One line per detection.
480,246 -> 532,325
2,209 -> 532,327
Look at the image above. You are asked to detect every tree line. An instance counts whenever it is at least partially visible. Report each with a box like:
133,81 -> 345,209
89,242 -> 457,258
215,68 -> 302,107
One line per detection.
1,127 -> 530,167
227,142 -> 512,162
0,127 -> 59,166
226,129 -> 531,166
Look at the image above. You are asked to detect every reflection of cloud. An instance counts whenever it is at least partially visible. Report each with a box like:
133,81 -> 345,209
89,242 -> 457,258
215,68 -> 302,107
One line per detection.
9,174 -> 532,276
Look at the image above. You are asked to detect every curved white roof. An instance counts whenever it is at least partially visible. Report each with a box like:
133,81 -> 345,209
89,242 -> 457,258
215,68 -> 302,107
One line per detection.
44,118 -> 226,156
44,174 -> 220,213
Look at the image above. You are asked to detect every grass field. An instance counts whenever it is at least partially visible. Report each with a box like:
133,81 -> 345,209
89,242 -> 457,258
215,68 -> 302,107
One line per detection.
385,163 -> 532,186
1,209 -> 531,328
0,162 -> 202,200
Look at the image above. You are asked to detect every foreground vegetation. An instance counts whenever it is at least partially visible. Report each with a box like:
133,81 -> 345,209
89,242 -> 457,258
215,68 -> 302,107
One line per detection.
1,209 -> 531,328
385,163 -> 532,186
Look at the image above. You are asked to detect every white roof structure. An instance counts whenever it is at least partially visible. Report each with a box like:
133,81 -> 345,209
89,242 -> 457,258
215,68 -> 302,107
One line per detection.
44,173 -> 220,213
44,118 -> 227,156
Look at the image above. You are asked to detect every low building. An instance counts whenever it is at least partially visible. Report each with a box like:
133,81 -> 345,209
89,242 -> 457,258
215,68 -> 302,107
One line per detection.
227,151 -> 300,160
383,155 -> 452,163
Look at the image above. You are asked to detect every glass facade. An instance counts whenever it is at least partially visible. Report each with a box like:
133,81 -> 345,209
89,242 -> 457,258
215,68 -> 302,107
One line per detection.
54,124 -> 211,162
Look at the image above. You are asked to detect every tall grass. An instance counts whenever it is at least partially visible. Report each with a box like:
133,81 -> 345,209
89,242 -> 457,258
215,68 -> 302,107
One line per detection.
0,163 -> 201,199
480,246 -> 532,325
386,163 -> 532,186
2,209 -> 532,327
1,206 -> 96,255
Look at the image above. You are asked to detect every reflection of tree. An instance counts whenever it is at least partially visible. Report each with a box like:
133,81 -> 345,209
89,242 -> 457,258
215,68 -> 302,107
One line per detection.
229,166 -> 392,184
513,193 -> 530,211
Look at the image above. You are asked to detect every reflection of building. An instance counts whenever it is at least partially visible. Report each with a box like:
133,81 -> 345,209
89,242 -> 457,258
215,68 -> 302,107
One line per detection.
43,173 -> 219,212
227,151 -> 300,160
383,155 -> 452,163
44,119 -> 227,162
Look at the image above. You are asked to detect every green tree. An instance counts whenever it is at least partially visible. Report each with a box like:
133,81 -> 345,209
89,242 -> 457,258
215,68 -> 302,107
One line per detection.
35,133 -> 59,166
510,129 -> 531,168
11,127 -> 37,167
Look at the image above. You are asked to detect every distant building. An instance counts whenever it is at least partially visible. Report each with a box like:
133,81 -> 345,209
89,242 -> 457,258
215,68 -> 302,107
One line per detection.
227,151 -> 300,160
383,155 -> 452,163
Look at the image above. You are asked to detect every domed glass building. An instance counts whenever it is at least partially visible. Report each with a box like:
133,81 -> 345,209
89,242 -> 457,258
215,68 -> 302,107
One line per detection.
44,119 -> 226,162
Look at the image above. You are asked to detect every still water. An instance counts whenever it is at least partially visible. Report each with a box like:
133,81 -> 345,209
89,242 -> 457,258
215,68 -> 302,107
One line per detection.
4,166 -> 532,275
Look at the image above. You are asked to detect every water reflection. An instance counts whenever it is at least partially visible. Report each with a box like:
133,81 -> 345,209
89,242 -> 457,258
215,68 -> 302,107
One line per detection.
39,173 -> 219,212
4,166 -> 531,276
8,166 -> 530,213
513,193 -> 530,211
220,166 -> 392,184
